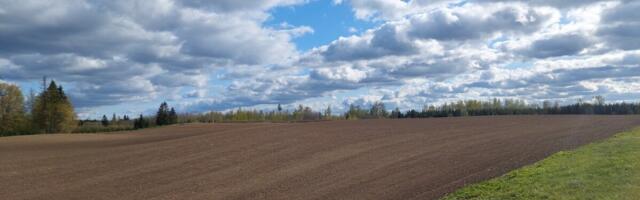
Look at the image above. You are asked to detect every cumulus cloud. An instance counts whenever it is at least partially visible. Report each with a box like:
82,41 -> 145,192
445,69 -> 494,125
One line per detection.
316,2 -> 555,62
0,0 -> 310,108
2,0 -> 639,115
334,0 -> 411,20
180,0 -> 305,12
597,1 -> 640,50
474,0 -> 609,8
518,34 -> 593,58
283,0 -> 640,111
311,65 -> 370,82
320,23 -> 417,61
407,4 -> 556,41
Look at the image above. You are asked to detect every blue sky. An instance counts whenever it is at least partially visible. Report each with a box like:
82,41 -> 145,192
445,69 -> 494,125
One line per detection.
1,0 -> 640,119
266,0 -> 378,51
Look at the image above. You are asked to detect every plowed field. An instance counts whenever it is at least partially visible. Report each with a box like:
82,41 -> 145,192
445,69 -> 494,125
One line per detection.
2,115 -> 639,200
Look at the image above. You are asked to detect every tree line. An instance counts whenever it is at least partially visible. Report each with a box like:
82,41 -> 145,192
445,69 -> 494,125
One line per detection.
1,79 -> 181,136
2,78 -> 640,137
77,113 -> 135,133
1,79 -> 76,136
81,102 -> 179,131
381,96 -> 640,119
178,104 -> 332,123
177,96 -> 640,123
132,101 -> 178,129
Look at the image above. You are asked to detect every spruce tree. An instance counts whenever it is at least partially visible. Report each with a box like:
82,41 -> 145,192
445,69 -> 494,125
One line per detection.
169,107 -> 178,124
32,81 -> 76,133
134,114 -> 147,129
156,102 -> 170,126
101,115 -> 109,127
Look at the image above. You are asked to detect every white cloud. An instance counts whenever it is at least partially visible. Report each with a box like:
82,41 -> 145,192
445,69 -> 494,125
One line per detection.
276,0 -> 640,111
2,0 -> 639,114
597,1 -> 640,50
0,0 -> 310,108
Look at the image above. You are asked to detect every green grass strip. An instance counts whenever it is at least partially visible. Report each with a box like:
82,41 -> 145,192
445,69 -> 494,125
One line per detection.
443,128 -> 640,200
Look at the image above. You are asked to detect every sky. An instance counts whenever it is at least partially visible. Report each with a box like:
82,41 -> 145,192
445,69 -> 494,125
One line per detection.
1,0 -> 639,119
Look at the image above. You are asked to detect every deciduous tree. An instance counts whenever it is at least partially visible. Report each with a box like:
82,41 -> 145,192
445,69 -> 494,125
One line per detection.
0,83 -> 26,135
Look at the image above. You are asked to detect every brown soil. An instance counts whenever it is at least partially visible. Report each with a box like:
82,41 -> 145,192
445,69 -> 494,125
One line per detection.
2,115 -> 639,200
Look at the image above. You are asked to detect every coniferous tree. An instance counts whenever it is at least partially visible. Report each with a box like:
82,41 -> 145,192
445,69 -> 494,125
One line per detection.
155,102 -> 178,126
101,115 -> 109,127
156,102 -> 169,126
134,114 -> 148,129
169,107 -> 178,124
134,115 -> 141,129
32,80 -> 76,133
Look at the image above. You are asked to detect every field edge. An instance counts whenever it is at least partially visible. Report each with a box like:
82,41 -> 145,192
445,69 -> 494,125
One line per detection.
441,127 -> 640,200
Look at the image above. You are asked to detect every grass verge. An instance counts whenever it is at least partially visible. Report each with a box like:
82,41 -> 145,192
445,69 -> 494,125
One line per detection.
442,128 -> 640,200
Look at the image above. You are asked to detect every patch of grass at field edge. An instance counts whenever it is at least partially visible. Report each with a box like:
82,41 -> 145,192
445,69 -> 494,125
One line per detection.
442,127 -> 640,200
